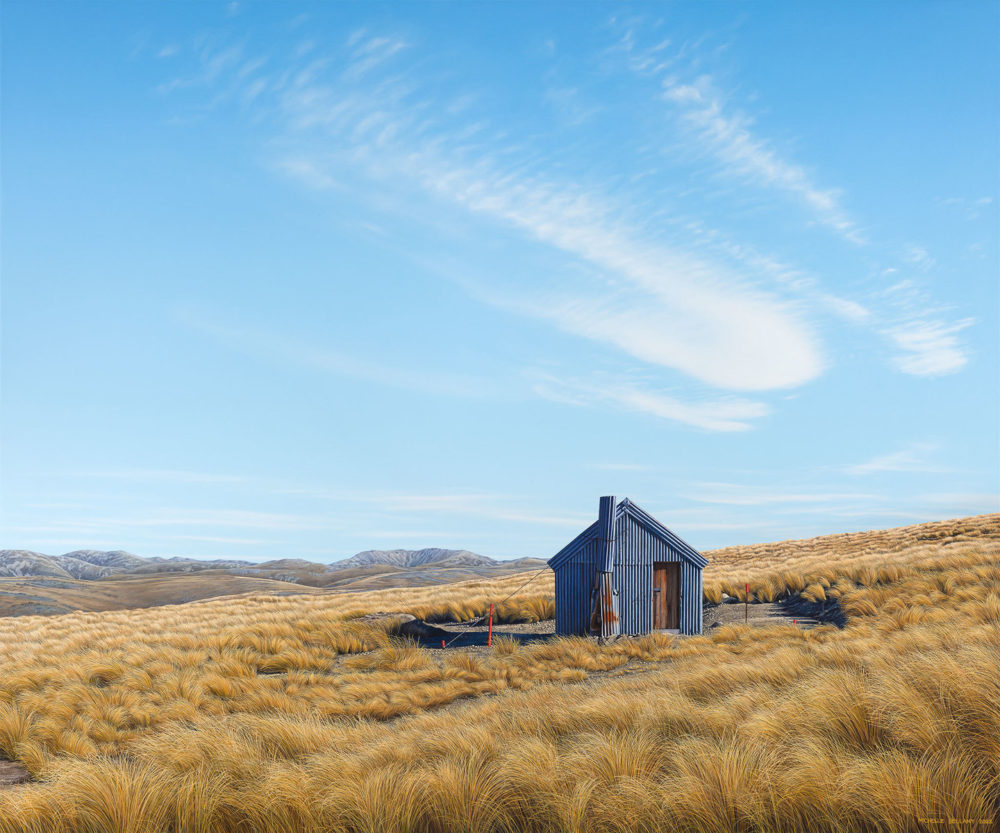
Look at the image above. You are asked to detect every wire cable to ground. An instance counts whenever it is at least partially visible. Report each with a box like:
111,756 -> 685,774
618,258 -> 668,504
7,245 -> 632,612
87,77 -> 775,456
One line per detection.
441,565 -> 550,648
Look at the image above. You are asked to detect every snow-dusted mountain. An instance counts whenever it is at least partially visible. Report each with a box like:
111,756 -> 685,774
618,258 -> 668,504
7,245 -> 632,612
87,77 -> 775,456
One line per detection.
0,549 -> 253,579
329,548 -> 496,570
60,549 -> 148,572
52,555 -> 115,579
0,550 -> 76,579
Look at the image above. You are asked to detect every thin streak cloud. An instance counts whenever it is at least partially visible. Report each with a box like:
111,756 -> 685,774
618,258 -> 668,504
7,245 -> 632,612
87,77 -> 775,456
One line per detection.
532,374 -> 769,432
843,443 -> 951,476
661,76 -> 865,244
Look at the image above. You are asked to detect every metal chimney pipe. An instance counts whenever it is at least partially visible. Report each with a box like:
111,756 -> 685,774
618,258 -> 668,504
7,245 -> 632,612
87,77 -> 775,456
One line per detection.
595,496 -> 620,639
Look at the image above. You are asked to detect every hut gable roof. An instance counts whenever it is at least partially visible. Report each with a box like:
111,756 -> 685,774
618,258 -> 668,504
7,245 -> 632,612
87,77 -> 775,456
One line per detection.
547,498 -> 708,570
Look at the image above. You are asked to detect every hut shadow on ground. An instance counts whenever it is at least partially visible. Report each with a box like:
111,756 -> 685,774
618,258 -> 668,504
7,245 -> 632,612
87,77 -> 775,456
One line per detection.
776,595 -> 846,628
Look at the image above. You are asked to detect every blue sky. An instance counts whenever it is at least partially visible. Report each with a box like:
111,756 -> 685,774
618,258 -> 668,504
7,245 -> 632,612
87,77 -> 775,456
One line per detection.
2,1 -> 998,562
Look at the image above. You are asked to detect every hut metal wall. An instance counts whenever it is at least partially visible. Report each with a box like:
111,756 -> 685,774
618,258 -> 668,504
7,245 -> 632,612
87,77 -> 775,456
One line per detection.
553,509 -> 704,636
615,514 -> 702,636
611,512 -> 651,635
554,536 -> 598,635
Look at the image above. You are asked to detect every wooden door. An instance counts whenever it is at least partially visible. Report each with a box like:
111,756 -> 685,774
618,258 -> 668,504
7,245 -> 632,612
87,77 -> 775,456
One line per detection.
653,562 -> 680,630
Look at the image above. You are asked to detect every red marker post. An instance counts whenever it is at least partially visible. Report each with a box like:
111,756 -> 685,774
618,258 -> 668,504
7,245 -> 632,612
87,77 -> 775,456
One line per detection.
745,582 -> 749,624
441,640 -> 446,650
487,603 -> 494,648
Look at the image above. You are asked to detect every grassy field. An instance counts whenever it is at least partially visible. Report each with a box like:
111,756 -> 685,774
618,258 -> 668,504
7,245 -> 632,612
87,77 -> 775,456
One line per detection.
0,514 -> 997,832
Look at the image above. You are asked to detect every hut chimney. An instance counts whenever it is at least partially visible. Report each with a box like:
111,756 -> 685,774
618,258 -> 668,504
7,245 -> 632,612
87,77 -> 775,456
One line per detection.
597,496 -> 616,571
594,495 -> 620,639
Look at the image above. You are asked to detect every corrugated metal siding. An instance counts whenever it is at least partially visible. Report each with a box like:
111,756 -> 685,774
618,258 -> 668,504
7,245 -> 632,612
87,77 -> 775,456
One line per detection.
679,559 -> 701,635
553,501 -> 705,637
614,561 -> 651,634
554,536 -> 597,635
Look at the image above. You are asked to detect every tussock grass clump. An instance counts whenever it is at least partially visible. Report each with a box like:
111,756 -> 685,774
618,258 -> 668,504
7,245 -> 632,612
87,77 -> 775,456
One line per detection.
801,582 -> 827,603
973,592 -> 1000,624
0,702 -> 34,760
489,635 -> 519,656
702,581 -> 724,605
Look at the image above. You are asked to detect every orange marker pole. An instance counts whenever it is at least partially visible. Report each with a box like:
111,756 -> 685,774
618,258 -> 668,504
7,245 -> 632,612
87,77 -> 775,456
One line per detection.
745,582 -> 749,624
487,603 -> 494,648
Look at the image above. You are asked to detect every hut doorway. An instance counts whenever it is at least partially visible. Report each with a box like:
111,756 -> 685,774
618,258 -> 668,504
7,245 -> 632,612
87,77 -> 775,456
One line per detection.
653,562 -> 680,630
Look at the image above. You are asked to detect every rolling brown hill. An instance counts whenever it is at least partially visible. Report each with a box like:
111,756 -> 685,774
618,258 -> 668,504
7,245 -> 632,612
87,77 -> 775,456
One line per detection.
0,571 -> 326,617
0,556 -> 548,617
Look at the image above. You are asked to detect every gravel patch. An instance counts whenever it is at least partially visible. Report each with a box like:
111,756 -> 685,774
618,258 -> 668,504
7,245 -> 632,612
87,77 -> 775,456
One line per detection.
703,600 -> 821,630
0,760 -> 31,788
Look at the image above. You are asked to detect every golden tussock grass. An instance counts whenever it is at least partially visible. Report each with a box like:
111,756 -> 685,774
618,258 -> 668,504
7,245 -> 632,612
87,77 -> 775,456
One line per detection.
0,514 -> 996,832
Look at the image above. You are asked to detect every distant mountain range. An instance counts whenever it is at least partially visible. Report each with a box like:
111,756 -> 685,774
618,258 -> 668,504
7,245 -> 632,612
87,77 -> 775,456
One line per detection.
0,549 -> 254,580
0,547 -> 539,582
331,548 -> 497,570
0,545 -> 549,617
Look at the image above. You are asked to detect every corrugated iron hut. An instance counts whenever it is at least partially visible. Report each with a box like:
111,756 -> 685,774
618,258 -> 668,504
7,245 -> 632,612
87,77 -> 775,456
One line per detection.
548,496 -> 706,637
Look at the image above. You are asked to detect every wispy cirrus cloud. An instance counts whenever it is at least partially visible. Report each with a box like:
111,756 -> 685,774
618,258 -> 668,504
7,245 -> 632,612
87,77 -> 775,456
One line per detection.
344,31 -> 409,78
901,244 -> 936,272
175,307 -> 498,399
610,24 -> 974,378
5,510 -> 336,538
842,443 -> 951,476
884,318 -> 973,377
335,492 -> 591,528
877,279 -> 974,377
88,509 -> 335,531
661,76 -> 865,244
168,534 -> 275,545
669,480 -> 997,533
155,43 -> 244,94
426,183 -> 824,391
345,529 -> 481,542
687,482 -> 879,507
72,468 -> 249,485
914,493 -> 1000,513
532,373 -> 768,432
606,24 -> 864,244
261,486 -> 593,528
936,195 -> 994,221
587,462 -> 652,472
